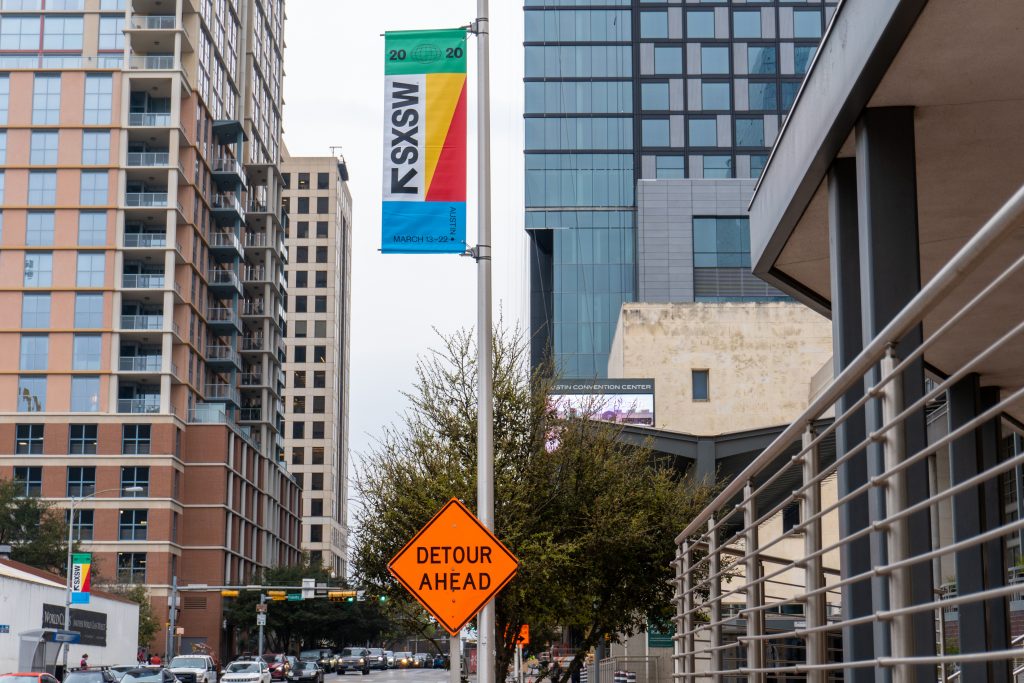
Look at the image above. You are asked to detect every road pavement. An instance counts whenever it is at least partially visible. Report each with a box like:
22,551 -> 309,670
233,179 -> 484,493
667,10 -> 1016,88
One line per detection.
329,668 -> 471,683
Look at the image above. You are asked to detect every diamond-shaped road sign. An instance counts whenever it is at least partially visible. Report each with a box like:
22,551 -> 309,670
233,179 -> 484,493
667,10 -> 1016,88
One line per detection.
388,498 -> 519,635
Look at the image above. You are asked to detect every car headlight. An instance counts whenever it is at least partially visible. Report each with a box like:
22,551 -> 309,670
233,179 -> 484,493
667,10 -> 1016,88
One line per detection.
358,659 -> 364,665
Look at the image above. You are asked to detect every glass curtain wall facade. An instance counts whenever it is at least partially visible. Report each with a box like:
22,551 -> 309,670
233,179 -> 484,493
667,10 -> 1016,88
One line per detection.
525,0 -> 836,377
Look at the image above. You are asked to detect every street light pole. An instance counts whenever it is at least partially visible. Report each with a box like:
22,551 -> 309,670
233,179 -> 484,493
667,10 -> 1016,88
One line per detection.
62,486 -> 144,673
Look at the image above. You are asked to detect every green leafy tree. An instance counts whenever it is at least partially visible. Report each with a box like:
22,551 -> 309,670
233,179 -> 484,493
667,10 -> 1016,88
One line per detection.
353,327 -> 713,683
0,477 -> 72,574
223,559 -> 390,653
105,584 -> 161,648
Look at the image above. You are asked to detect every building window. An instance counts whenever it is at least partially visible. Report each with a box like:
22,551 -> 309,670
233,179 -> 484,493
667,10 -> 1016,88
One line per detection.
72,334 -> 102,370
294,271 -> 308,288
641,119 -> 670,148
781,81 -> 802,111
688,118 -> 717,147
13,466 -> 42,497
80,172 -> 108,205
22,294 -> 50,329
32,75 -> 62,125
311,473 -> 323,490
292,422 -> 305,439
118,509 -> 147,540
654,47 -> 683,75
703,155 -> 733,178
793,10 -> 822,39
310,499 -> 324,516
701,82 -> 730,111
316,196 -> 328,213
74,293 -> 104,328
296,246 -> 308,263
748,45 -> 777,74
67,509 -> 94,540
15,424 -> 44,454
314,320 -> 327,337
692,369 -> 710,401
293,371 -> 306,388
312,421 -> 325,439
782,502 -> 801,532
735,118 -> 765,147
640,10 -> 668,39
282,173 -> 291,189
84,75 -> 112,124
2,16 -> 41,50
297,173 -> 310,189
656,155 -> 685,179
748,82 -> 777,111
316,246 -> 328,263
24,253 -> 53,287
122,424 -> 151,454
121,466 -> 149,496
30,131 -> 59,165
297,197 -> 309,214
314,296 -> 327,313
291,446 -> 304,464
293,321 -> 307,338
82,131 -> 110,165
0,131 -> 6,164
314,346 -> 326,363
316,221 -> 329,238
98,15 -> 124,49
71,377 -> 100,412
694,216 -> 750,267
26,212 -> 55,246
78,212 -> 107,246
733,10 -> 761,38
687,10 -> 714,38
313,396 -> 325,413
42,15 -> 83,49
0,76 -> 8,124
28,171 -> 57,205
296,221 -> 308,238
117,552 -> 146,583
311,446 -> 325,465
67,466 -> 96,498
313,371 -> 326,388
69,424 -> 98,454
700,46 -> 729,75
315,271 -> 327,288
294,346 -> 307,363
292,395 -> 306,414
794,45 -> 818,75
20,334 -> 49,370
76,253 -> 105,287
317,172 -> 329,190
750,154 -> 768,179
640,82 -> 669,111
310,525 -> 323,543
294,295 -> 307,313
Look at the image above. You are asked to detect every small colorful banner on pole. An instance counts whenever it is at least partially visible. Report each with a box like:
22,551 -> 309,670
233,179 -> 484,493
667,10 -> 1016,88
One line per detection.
70,552 -> 92,604
382,28 -> 467,254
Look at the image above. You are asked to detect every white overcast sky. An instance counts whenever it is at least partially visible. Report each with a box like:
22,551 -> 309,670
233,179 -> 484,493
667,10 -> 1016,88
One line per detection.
282,2 -> 527,518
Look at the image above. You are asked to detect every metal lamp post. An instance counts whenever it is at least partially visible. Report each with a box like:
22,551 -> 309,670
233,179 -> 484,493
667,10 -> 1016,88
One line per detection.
62,485 -> 144,673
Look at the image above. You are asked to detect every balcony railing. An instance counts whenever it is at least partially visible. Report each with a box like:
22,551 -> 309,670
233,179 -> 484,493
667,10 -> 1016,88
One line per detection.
212,193 -> 244,214
126,192 -> 169,207
123,232 -> 166,248
207,269 -> 241,288
126,152 -> 170,167
120,315 -> 163,331
188,402 -> 232,425
243,266 -> 267,282
206,344 -> 240,365
210,231 -> 241,250
128,55 -> 175,70
239,407 -> 262,422
118,398 -> 161,414
242,299 -> 266,316
204,383 -> 239,403
119,356 -> 162,372
122,273 -> 165,289
673,185 -> 1024,681
130,15 -> 176,29
239,372 -> 264,387
128,112 -> 172,127
206,306 -> 238,324
213,158 -> 247,183
240,337 -> 265,352
244,232 -> 268,248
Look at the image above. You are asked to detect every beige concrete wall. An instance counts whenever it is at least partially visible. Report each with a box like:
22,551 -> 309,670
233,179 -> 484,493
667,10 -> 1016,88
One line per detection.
608,302 -> 832,435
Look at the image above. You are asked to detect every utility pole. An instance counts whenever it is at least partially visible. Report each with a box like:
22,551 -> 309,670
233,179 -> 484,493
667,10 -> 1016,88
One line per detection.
168,576 -> 178,658
258,594 -> 267,659
473,3 -> 494,683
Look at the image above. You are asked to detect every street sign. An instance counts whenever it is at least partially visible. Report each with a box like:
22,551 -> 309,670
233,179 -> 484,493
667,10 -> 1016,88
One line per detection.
286,594 -> 302,601
256,614 -> 267,627
175,627 -> 185,636
647,624 -> 675,649
388,497 -> 519,635
302,578 -> 316,599
0,625 -> 8,634
256,603 -> 268,613
516,625 -> 529,646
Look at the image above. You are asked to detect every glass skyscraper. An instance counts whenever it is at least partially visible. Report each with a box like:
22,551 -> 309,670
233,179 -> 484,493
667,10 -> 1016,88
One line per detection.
525,0 -> 837,377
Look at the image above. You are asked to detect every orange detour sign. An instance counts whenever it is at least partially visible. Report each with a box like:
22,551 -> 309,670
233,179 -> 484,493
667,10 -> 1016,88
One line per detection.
388,497 -> 519,635
517,624 -> 530,646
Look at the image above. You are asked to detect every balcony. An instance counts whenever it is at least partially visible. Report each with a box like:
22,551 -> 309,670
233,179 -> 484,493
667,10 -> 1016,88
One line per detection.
244,232 -> 268,248
207,268 -> 242,293
188,402 -> 233,425
128,112 -> 172,127
206,306 -> 240,330
128,55 -> 175,70
239,407 -> 263,423
243,265 -> 269,283
122,273 -> 165,289
118,397 -> 161,414
123,232 -> 166,248
127,152 -> 170,167
209,231 -> 244,260
211,193 -> 245,224
119,356 -> 163,373
126,192 -> 169,208
130,15 -> 176,29
212,158 -> 247,187
240,337 -> 266,353
239,372 -> 265,388
205,344 -> 241,369
120,315 -> 163,331
205,383 -> 240,404
241,298 -> 267,317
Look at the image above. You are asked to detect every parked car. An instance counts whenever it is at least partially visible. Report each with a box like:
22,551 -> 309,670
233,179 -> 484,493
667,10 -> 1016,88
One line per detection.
169,655 -> 219,683
383,652 -> 395,669
393,652 -> 414,669
221,661 -> 271,683
63,672 -> 119,683
336,648 -> 370,676
364,649 -> 387,671
0,673 -> 60,683
286,662 -> 322,683
106,667 -> 139,682
261,655 -> 297,681
121,670 -> 178,683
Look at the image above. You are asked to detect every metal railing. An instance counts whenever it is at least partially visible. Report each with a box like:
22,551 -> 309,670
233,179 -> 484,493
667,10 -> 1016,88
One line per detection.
239,372 -> 264,387
207,268 -> 240,289
210,231 -> 241,250
212,193 -> 244,214
205,344 -> 240,365
204,383 -> 239,403
128,112 -> 171,127
131,15 -> 176,29
244,232 -> 268,248
125,192 -> 168,207
123,232 -> 166,248
213,158 -> 247,183
117,398 -> 161,414
128,55 -> 175,70
119,356 -> 162,372
120,315 -> 163,331
126,152 -> 170,167
122,273 -> 165,289
206,306 -> 238,324
240,336 -> 265,352
673,184 -> 1024,681
241,298 -> 266,316
243,265 -> 267,282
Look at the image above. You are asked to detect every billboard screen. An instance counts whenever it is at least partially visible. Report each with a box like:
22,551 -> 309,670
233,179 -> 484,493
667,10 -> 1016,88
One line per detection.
549,379 -> 655,426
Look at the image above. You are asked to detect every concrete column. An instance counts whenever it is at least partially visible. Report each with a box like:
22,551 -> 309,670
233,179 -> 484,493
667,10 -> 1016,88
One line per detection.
855,107 -> 933,683
826,157 -> 874,681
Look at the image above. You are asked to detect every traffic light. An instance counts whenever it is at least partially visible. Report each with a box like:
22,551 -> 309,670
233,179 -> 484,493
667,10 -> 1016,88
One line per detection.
346,596 -> 355,603
221,590 -> 239,598
267,590 -> 287,601
328,590 -> 357,602
379,595 -> 387,602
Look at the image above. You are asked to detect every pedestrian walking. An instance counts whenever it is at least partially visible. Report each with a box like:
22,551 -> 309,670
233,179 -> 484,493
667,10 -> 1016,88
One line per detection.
550,660 -> 562,683
80,654 -> 90,670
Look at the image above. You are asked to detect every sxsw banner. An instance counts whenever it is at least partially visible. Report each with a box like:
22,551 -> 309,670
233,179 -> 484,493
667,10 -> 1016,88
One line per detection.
70,552 -> 92,604
381,29 -> 467,254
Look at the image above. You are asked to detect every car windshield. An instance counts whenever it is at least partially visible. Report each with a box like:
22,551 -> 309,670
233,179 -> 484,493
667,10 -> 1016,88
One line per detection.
227,663 -> 261,673
396,653 -> 412,658
297,664 -> 316,671
367,649 -> 383,655
340,649 -> 363,657
299,652 -> 322,659
1,677 -> 42,683
65,674 -> 106,683
123,671 -> 163,683
171,658 -> 208,669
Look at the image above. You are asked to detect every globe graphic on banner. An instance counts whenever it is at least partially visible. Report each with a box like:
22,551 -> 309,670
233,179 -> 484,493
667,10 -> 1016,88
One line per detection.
412,43 -> 442,64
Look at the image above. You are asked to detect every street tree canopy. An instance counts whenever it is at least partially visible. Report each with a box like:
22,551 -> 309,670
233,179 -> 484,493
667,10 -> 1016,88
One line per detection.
0,477 -> 71,575
353,327 -> 713,683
